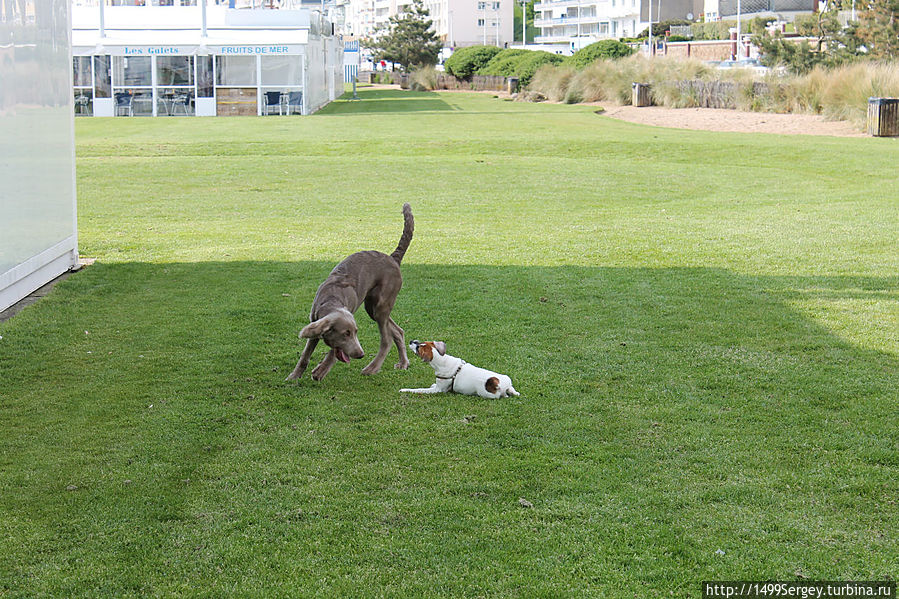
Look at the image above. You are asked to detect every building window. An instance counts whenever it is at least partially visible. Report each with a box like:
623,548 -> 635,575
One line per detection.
261,55 -> 302,86
93,55 -> 111,99
492,1 -> 500,8
112,56 -> 153,116
215,55 -> 257,86
197,55 -> 213,98
478,18 -> 485,25
477,1 -> 486,9
73,57 -> 93,116
157,56 -> 194,86
114,56 -> 151,87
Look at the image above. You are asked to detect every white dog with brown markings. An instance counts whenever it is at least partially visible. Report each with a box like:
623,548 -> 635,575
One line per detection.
400,340 -> 520,399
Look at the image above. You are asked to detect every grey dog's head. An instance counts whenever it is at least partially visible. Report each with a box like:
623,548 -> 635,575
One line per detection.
300,309 -> 365,363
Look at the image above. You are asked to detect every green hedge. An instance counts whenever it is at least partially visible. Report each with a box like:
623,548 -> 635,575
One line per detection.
444,45 -> 502,79
477,49 -> 564,87
565,40 -> 634,69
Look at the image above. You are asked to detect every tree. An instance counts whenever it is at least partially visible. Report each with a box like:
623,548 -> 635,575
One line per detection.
363,0 -> 442,71
755,8 -> 862,73
855,0 -> 899,58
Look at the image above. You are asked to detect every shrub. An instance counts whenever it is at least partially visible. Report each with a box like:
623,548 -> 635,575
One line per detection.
444,45 -> 502,79
565,40 -> 635,69
410,65 -> 439,90
530,64 -> 577,102
479,49 -> 564,87
525,52 -> 899,129
477,49 -> 533,76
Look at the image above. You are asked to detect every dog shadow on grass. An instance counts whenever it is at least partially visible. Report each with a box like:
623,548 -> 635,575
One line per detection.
3,260 -> 895,425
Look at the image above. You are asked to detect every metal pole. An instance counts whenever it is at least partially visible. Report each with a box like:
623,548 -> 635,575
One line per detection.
521,0 -> 526,45
99,0 -> 105,38
736,0 -> 741,58
201,0 -> 207,37
577,0 -> 581,47
647,0 -> 652,56
496,7 -> 499,46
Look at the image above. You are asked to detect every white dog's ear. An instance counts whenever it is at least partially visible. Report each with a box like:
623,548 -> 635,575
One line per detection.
433,341 -> 446,356
300,313 -> 337,339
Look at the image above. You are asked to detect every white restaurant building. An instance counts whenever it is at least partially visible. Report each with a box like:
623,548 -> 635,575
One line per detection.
72,2 -> 343,117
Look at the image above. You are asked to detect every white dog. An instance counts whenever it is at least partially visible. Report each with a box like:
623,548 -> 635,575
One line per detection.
400,340 -> 520,398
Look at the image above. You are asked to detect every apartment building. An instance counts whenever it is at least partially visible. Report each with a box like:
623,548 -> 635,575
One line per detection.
534,0 -> 700,45
703,0 -> 816,22
344,0 -> 514,47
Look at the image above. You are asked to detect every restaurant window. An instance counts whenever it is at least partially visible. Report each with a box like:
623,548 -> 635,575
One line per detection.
261,55 -> 301,86
197,55 -> 214,98
93,55 -> 111,99
260,55 -> 303,115
157,56 -> 195,116
114,56 -> 152,87
73,57 -> 93,116
215,55 -> 257,86
112,56 -> 152,116
157,56 -> 194,86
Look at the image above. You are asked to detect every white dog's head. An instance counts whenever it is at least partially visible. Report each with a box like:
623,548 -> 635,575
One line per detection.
409,340 -> 446,363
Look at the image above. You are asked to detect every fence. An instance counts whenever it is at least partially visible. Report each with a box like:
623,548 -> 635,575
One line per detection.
662,79 -> 771,109
433,74 -> 512,92
358,72 -> 518,92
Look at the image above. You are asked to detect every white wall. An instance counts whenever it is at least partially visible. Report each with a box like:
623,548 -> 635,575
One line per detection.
0,0 -> 79,313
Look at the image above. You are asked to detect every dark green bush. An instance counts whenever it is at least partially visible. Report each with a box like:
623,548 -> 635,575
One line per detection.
565,40 -> 635,69
478,49 -> 564,87
444,45 -> 502,79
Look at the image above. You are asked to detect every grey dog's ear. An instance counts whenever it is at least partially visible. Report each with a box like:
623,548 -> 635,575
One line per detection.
300,313 -> 338,339
433,341 -> 446,356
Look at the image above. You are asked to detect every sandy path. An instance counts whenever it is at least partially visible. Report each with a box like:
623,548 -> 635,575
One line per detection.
362,85 -> 867,137
600,105 -> 866,137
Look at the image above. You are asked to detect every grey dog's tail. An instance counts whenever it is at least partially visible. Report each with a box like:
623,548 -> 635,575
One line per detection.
391,203 -> 414,264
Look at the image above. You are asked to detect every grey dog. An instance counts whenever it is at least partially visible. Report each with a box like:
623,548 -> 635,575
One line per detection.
286,203 -> 414,382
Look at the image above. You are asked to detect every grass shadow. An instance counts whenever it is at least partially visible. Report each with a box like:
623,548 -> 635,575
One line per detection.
0,261 -> 896,596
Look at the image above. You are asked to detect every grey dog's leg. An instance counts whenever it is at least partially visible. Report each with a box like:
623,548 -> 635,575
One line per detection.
362,318 -> 392,375
311,349 -> 337,381
389,318 -> 409,370
286,337 -> 319,381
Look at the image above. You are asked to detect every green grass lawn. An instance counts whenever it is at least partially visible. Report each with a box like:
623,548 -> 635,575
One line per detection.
1,89 -> 897,597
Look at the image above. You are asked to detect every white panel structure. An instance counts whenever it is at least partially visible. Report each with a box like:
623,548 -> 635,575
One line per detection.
0,0 -> 79,313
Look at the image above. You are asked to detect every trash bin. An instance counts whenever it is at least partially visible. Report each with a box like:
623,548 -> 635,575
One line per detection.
867,97 -> 899,137
632,82 -> 651,107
